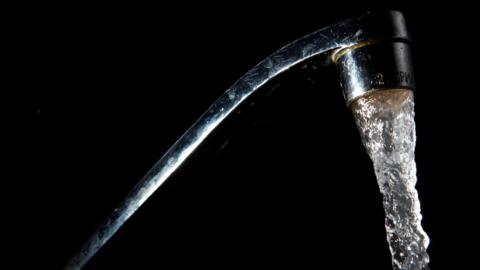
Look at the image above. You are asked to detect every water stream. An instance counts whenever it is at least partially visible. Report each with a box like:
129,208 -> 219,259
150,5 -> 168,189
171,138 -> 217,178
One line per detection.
351,89 -> 430,270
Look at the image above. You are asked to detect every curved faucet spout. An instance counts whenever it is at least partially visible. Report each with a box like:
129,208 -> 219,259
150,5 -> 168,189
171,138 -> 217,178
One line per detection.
65,10 -> 413,269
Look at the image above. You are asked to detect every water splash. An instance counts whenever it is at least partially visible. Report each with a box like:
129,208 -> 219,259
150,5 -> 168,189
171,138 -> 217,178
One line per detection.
351,89 -> 430,270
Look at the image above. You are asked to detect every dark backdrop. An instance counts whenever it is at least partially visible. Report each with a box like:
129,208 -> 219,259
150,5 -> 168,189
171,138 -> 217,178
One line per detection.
9,4 -> 478,269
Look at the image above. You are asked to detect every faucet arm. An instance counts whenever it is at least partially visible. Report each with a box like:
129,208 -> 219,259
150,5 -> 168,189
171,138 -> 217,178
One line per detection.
65,10 -> 410,269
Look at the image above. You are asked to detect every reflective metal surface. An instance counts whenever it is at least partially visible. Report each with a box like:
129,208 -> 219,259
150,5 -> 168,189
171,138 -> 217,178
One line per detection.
65,10 -> 412,269
334,41 -> 415,105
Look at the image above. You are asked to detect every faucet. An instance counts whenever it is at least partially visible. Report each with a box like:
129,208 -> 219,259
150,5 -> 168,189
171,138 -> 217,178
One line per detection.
66,10 -> 415,269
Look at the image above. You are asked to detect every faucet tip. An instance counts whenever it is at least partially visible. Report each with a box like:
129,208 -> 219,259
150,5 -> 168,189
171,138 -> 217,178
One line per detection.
334,39 -> 415,106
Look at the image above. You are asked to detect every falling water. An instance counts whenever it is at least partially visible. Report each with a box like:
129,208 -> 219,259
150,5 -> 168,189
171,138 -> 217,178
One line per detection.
351,89 -> 430,270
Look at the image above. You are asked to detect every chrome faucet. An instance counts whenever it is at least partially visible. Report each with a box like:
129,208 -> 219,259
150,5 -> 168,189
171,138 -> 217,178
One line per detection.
66,10 -> 415,269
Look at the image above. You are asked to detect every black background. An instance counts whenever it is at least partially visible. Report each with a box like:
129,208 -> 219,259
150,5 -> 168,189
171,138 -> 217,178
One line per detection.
8,3 -> 479,269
